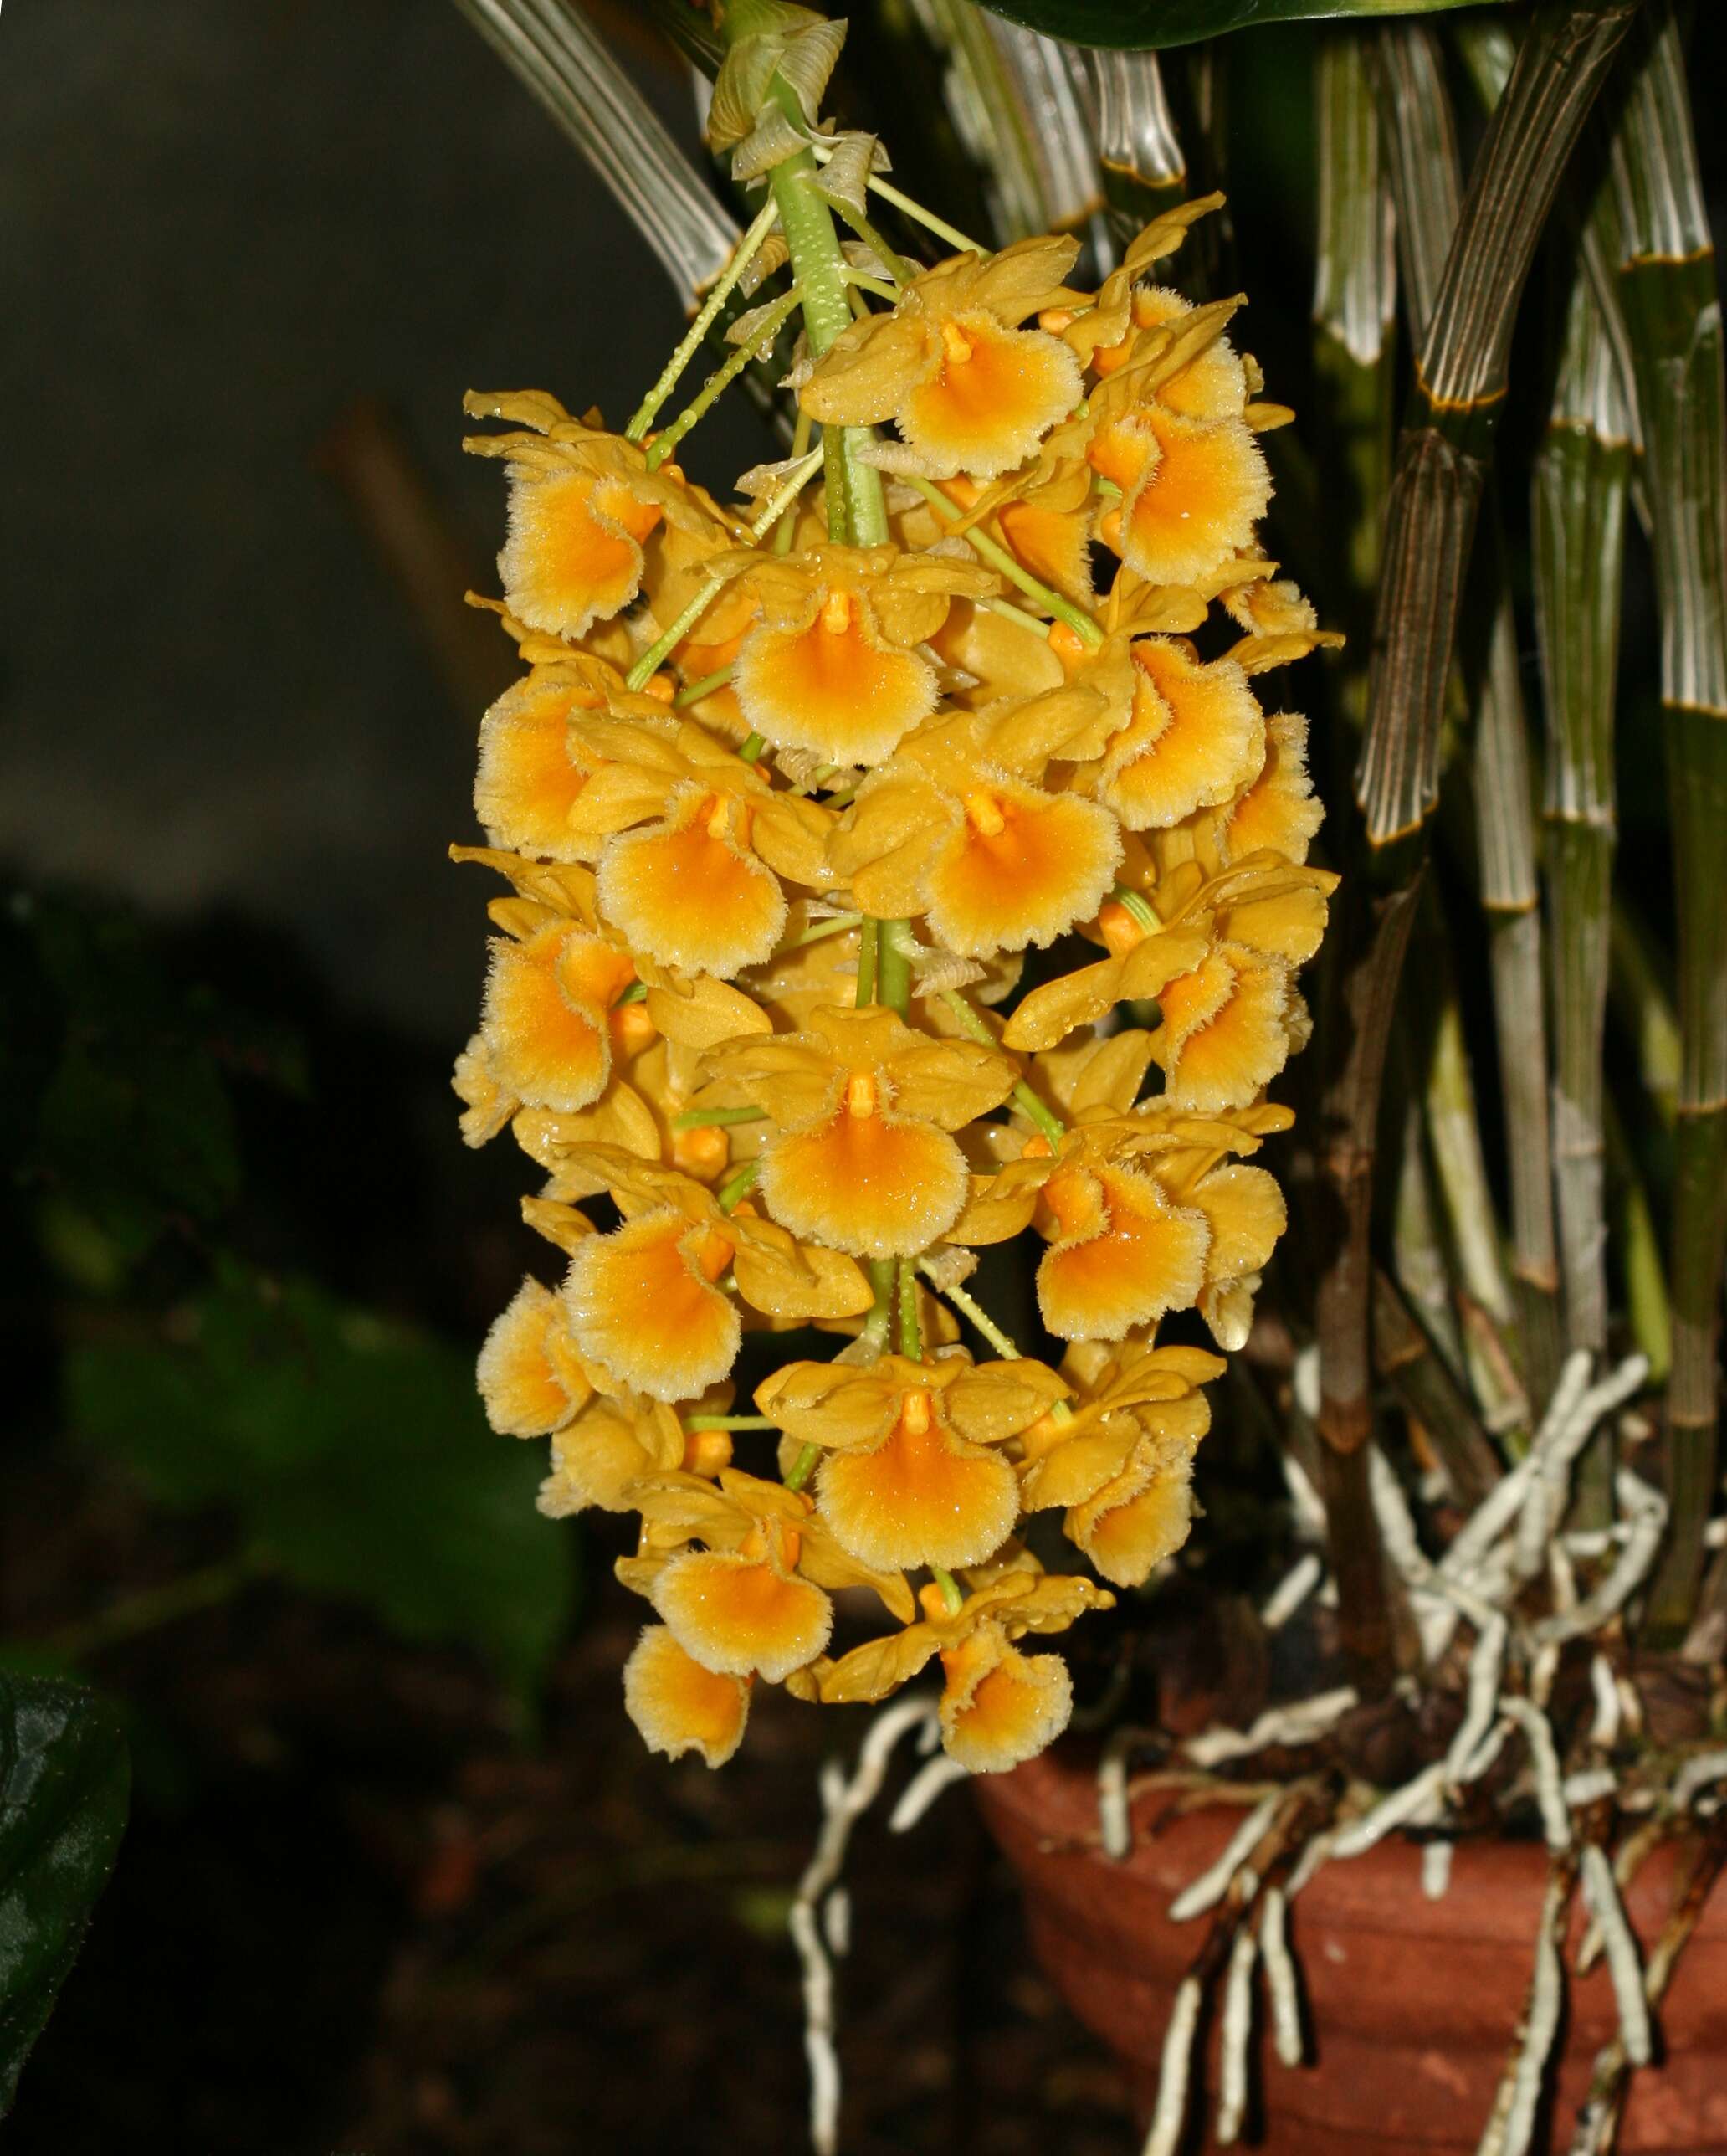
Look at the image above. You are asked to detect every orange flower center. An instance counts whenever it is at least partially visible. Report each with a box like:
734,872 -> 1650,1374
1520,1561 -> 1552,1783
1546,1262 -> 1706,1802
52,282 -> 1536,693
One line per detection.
1098,901 -> 1146,957
940,319 -> 976,367
845,1071 -> 880,1119
900,1387 -> 933,1436
820,588 -> 855,636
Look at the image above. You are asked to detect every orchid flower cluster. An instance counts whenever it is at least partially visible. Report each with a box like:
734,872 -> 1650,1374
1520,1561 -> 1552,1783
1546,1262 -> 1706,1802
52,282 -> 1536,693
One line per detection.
453,3 -> 1337,1781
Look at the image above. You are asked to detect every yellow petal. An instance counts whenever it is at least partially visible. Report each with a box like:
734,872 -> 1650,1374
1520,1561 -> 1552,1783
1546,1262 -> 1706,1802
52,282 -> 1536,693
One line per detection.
538,1395 -> 680,1515
901,314 -> 1083,479
927,784 -> 1120,957
1217,712 -> 1324,865
623,1625 -> 750,1768
1037,1162 -> 1211,1340
735,589 -> 937,763
563,1208 -> 740,1399
1101,410 -> 1271,588
598,790 -> 787,977
1154,947 -> 1297,1112
939,1630 -> 1072,1774
1068,1434 -> 1197,1588
474,673 -> 606,860
476,1276 -> 592,1436
759,1106 -> 970,1260
817,1394 -> 1019,1571
480,924 -> 626,1114
500,467 -> 661,640
1098,640 -> 1264,830
453,1034 -> 517,1147
651,1548 -> 833,1681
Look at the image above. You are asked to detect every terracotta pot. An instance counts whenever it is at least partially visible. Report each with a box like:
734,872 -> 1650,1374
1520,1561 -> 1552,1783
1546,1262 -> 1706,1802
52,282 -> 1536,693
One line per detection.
975,1743 -> 1727,2153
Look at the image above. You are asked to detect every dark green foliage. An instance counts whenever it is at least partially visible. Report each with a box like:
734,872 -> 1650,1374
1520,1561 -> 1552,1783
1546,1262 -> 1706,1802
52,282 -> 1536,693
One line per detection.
0,1677 -> 129,2116
66,1263 -> 577,1704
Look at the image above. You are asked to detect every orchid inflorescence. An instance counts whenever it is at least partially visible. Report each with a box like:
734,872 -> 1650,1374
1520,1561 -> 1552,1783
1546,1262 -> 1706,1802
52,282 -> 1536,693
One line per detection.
453,1 -> 1336,1781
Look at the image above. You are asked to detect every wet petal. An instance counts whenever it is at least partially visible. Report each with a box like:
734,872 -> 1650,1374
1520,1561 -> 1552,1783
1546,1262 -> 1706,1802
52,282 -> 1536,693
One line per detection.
652,1548 -> 833,1681
477,1276 -> 592,1435
1098,640 -> 1264,830
901,314 -> 1082,479
817,1395 -> 1018,1571
598,791 -> 787,977
939,1629 -> 1072,1774
1154,947 -> 1297,1112
500,469 -> 660,640
759,1106 -> 970,1260
481,924 -> 621,1114
564,1208 -> 741,1399
735,588 -> 937,763
926,783 -> 1120,957
1037,1163 -> 1211,1340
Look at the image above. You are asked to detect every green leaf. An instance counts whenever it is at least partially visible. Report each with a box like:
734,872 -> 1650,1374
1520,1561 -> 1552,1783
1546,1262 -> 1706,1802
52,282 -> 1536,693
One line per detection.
66,1264 -> 578,1700
0,1676 -> 130,2115
969,0 -> 1506,54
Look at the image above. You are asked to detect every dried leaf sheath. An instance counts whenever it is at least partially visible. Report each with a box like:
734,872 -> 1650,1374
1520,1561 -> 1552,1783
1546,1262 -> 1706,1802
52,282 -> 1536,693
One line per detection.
1599,3 -> 1727,1634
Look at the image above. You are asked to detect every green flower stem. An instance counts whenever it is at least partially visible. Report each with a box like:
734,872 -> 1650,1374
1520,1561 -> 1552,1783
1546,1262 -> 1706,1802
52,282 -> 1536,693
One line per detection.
896,1256 -> 923,1360
861,171 -> 981,256
982,597 -> 1052,639
783,1442 -> 820,1494
672,1105 -> 767,1130
861,1256 -> 896,1358
877,918 -> 916,1016
905,476 -> 1103,647
626,193 -> 782,442
747,445 -> 825,536
855,917 -> 879,1004
685,1414 -> 777,1430
627,578 -> 725,692
929,1563 -> 965,1615
920,1265 -> 1019,1359
674,664 -> 734,707
783,911 -> 861,949
613,980 -> 648,1006
716,1160 -> 761,1212
738,732 -> 766,762
824,194 -> 912,286
644,284 -> 803,470
940,990 -> 1066,1151
774,408 -> 814,555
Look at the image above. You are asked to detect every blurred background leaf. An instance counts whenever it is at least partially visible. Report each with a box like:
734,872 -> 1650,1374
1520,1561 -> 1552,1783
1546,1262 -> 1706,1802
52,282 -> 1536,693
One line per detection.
0,1678 -> 129,2116
65,1265 -> 575,1702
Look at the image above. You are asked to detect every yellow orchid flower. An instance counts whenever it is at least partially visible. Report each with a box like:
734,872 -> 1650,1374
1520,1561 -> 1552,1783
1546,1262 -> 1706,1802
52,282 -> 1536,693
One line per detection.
712,542 -> 997,763
462,389 -> 734,641
554,714 -> 834,978
697,1004 -> 1016,1258
551,1142 -> 871,1399
1017,1341 -> 1222,1586
623,1625 -> 751,1768
950,1103 -> 1291,1348
537,1383 -> 738,1520
474,653 -> 672,864
476,1274 -> 597,1437
800,235 -> 1086,479
756,1350 -> 1069,1573
803,1571 -> 1115,1773
828,705 -> 1122,957
620,1467 -> 913,1682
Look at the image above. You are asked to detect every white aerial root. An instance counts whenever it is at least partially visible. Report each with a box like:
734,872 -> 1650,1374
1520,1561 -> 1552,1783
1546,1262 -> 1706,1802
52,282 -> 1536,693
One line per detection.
1332,1763 -> 1448,1861
1493,1866 -> 1571,2156
1259,1551 -> 1323,1631
1588,1655 -> 1621,1748
1258,1887 -> 1304,2065
1096,1724 -> 1160,1861
1443,1613 -> 1508,1789
1169,1793 -> 1280,1921
1579,1844 -> 1652,2066
1422,1840 -> 1454,1900
790,1695 -> 938,2156
1182,1687 -> 1358,1770
1140,1977 -> 1202,2156
1500,1697 -> 1571,1852
1672,1749 -> 1727,1810
1215,1923 -> 1260,2143
1512,1353 -> 1648,1582
1533,1470 -> 1667,1645
888,1753 -> 969,1834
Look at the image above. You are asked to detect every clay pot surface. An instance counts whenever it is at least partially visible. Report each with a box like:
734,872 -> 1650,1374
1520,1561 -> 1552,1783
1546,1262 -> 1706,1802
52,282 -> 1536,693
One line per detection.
975,1743 -> 1727,2153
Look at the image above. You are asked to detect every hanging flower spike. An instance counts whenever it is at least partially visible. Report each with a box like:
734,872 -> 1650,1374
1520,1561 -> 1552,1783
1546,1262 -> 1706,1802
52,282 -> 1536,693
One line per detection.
800,236 -> 1086,478
809,1572 -> 1115,1773
1017,1341 -> 1222,1585
756,1351 -> 1068,1573
559,714 -> 833,978
477,1274 -> 597,1436
723,543 -> 997,763
827,701 -> 1122,957
698,1004 -> 1016,1258
623,1625 -> 751,1768
554,1142 -> 871,1399
462,389 -> 734,642
474,649 -> 672,864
